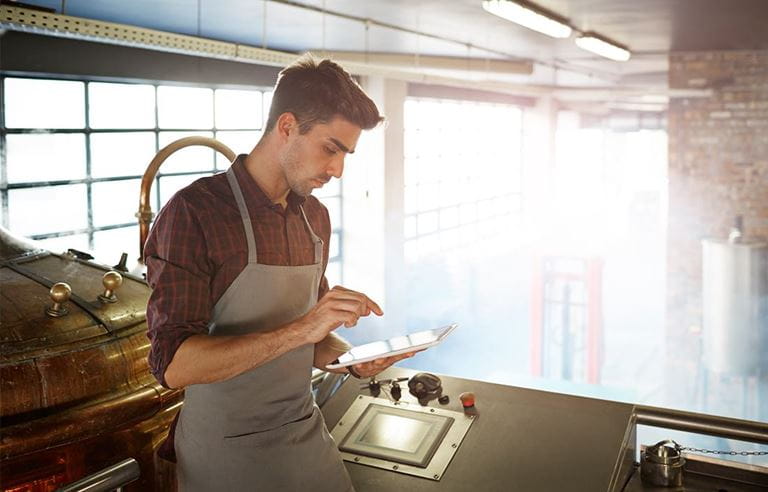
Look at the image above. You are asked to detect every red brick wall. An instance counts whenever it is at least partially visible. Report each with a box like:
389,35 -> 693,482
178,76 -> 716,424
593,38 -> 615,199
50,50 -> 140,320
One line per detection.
667,51 -> 768,399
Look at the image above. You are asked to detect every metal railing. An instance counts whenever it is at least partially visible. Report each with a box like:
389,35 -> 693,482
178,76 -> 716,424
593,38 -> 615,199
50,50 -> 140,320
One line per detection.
56,458 -> 140,492
634,405 -> 768,445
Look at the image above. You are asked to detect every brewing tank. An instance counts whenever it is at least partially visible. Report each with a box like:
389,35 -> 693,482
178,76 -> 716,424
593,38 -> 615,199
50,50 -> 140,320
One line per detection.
701,237 -> 768,376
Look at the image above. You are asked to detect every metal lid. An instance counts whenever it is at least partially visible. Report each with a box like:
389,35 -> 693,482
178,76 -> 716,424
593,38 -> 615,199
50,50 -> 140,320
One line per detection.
702,237 -> 768,248
645,440 -> 684,465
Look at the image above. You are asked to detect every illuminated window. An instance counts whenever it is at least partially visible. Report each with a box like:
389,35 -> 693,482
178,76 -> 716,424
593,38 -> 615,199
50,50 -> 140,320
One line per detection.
1,77 -> 343,283
403,97 -> 523,262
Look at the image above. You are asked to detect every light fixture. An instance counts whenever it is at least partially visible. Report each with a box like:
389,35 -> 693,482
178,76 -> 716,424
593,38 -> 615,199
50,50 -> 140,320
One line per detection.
482,0 -> 572,39
575,32 -> 631,61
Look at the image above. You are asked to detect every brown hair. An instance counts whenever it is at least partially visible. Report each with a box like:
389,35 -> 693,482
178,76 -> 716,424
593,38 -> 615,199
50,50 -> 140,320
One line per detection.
265,56 -> 383,134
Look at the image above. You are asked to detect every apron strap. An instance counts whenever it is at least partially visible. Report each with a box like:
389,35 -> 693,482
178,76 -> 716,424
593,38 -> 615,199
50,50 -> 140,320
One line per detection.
226,166 -> 258,264
299,205 -> 324,265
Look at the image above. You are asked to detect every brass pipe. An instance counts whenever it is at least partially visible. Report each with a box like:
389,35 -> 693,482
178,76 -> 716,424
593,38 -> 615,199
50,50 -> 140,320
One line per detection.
137,137 -> 236,262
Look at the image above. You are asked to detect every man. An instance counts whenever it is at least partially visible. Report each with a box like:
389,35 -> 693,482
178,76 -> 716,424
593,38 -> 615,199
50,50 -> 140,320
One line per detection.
145,57 -> 413,491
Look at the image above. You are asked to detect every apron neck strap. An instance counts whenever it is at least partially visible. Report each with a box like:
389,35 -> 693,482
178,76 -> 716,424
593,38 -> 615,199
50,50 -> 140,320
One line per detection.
299,205 -> 324,264
226,165 -> 258,264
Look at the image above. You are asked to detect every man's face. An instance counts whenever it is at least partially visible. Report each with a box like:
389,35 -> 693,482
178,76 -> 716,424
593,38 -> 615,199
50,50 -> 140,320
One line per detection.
280,116 -> 362,197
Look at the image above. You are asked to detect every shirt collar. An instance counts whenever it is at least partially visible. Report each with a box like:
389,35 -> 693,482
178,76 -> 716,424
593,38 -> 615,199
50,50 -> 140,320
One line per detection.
231,155 -> 307,213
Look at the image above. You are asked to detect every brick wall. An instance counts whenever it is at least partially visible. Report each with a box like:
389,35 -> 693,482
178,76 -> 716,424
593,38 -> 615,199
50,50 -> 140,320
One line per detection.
667,51 -> 768,403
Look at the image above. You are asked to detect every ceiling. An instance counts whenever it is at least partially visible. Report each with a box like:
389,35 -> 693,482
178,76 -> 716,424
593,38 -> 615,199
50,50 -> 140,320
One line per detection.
12,0 -> 768,105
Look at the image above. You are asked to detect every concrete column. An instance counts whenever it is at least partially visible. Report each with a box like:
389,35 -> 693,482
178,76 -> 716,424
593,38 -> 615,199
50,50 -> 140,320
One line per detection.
342,76 -> 407,336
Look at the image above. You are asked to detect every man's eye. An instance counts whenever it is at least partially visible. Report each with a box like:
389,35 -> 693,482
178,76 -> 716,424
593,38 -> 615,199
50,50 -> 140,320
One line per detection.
324,146 -> 337,155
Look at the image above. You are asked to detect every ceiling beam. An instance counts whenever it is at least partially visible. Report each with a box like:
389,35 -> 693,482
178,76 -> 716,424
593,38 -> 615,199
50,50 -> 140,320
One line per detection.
322,51 -> 533,76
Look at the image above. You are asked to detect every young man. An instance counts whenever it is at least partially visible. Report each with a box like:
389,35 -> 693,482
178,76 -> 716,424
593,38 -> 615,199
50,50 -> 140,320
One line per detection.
145,57 -> 413,491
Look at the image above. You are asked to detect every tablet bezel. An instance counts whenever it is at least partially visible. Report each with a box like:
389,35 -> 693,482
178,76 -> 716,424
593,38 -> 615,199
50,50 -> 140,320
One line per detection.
325,323 -> 457,370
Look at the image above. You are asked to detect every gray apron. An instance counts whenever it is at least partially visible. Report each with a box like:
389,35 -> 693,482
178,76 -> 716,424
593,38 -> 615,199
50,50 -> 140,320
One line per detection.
175,166 -> 354,492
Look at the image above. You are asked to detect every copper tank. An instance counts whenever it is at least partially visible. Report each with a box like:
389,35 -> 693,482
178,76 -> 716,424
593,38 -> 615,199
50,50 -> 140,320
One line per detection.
0,226 -> 181,491
1,137 -> 235,491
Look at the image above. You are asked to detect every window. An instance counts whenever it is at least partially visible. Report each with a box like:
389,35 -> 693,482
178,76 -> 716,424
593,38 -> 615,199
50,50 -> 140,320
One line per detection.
1,76 -> 343,284
403,97 -> 523,262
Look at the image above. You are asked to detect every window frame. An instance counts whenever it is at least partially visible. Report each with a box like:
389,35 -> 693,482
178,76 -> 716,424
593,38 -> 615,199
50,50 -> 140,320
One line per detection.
0,75 -> 344,284
402,96 -> 525,258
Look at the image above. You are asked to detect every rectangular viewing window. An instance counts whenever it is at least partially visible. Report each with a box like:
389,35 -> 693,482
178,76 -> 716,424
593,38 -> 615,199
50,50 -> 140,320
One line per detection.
340,404 -> 453,468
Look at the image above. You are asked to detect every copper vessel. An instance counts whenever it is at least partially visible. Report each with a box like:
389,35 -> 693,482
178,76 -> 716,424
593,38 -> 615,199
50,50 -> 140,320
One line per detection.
0,137 -> 235,491
0,226 -> 181,491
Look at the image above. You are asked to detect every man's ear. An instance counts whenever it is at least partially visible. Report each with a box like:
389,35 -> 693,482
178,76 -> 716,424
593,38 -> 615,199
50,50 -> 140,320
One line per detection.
276,112 -> 298,140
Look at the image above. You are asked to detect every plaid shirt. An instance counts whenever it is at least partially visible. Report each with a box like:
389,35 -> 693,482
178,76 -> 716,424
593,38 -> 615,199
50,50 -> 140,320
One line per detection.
145,155 -> 331,389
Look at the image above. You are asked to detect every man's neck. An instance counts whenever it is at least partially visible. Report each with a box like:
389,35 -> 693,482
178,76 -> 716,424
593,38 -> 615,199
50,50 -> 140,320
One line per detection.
243,139 -> 291,207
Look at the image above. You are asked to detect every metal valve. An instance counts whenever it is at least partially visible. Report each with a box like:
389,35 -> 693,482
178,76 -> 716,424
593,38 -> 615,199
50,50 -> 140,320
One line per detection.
641,440 -> 685,487
46,282 -> 72,317
98,271 -> 123,303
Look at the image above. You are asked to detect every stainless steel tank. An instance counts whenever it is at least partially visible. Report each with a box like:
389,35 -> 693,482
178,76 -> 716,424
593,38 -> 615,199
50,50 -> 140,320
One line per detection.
702,235 -> 768,376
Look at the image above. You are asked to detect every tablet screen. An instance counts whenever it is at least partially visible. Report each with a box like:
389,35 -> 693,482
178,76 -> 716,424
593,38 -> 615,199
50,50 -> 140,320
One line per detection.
326,323 -> 457,369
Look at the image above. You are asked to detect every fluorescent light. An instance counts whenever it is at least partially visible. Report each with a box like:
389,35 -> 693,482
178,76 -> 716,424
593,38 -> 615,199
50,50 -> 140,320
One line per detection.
482,0 -> 572,39
575,33 -> 631,61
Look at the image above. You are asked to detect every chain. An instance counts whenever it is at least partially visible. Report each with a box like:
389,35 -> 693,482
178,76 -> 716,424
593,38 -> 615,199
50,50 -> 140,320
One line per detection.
675,443 -> 768,457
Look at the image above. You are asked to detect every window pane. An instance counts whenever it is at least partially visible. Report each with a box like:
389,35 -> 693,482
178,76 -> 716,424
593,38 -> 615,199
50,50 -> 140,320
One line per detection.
89,82 -> 155,129
215,89 -> 263,130
325,260 -> 341,288
263,91 -> 273,127
214,130 -> 261,168
158,132 -> 215,174
8,184 -> 87,236
440,207 -> 459,229
404,215 -> 417,238
314,178 -> 340,198
157,86 -> 213,129
329,231 -> 340,259
92,226 -> 140,267
91,132 -> 157,178
319,196 -> 341,226
417,212 -> 439,235
6,133 -> 86,183
158,173 -> 211,208
92,179 -> 142,227
4,78 -> 85,128
36,233 -> 90,255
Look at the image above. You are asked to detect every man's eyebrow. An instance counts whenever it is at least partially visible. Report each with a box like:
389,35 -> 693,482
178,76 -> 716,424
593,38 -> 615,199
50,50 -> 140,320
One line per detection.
328,137 -> 354,154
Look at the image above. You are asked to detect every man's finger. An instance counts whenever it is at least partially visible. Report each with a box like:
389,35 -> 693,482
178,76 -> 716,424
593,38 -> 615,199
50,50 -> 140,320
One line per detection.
366,297 -> 383,316
330,286 -> 383,317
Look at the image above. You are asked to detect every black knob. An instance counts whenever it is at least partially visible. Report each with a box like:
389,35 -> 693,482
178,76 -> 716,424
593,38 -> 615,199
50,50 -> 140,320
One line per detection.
391,382 -> 402,401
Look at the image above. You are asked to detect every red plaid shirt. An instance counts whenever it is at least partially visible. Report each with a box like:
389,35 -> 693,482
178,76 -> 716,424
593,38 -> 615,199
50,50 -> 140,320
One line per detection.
145,155 -> 331,389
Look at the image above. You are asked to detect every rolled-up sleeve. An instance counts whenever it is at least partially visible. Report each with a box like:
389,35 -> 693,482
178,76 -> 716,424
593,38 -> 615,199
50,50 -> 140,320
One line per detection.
145,195 -> 213,388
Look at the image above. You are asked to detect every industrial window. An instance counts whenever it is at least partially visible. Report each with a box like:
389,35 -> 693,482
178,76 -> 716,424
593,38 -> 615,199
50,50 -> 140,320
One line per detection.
0,76 -> 343,285
402,97 -> 523,262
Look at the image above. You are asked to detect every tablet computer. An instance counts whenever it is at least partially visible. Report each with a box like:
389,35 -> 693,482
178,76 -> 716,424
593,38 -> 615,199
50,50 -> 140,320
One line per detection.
325,323 -> 457,370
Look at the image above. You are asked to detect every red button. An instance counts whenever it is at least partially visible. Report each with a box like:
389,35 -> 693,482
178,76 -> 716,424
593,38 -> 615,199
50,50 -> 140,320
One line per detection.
459,392 -> 475,408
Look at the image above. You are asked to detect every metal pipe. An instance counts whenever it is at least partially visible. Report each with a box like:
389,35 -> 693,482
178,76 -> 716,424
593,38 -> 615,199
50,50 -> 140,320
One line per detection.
56,458 -> 140,492
137,137 -> 236,263
634,405 -> 768,445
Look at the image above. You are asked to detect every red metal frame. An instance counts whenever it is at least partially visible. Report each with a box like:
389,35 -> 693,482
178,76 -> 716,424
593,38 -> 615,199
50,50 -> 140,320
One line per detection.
530,256 -> 603,384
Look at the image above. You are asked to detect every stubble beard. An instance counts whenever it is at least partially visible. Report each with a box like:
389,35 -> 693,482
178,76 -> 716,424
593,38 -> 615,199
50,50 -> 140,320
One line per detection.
281,144 -> 314,197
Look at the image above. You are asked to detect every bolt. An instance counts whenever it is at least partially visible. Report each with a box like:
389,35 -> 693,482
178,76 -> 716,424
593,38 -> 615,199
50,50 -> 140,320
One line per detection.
339,422 -> 343,426
393,465 -> 399,470
452,443 -> 457,448
354,457 -> 360,462
358,395 -> 363,399
430,408 -> 435,413
434,474 -> 439,479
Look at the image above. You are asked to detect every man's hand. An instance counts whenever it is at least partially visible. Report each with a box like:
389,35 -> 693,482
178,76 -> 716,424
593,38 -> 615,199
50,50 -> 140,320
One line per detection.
349,351 -> 420,379
299,286 -> 383,344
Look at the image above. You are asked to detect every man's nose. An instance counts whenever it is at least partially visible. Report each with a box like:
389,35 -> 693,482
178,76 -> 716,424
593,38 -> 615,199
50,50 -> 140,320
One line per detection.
327,156 -> 344,179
